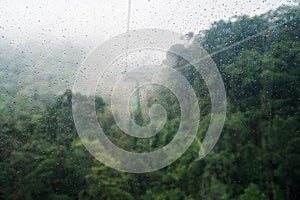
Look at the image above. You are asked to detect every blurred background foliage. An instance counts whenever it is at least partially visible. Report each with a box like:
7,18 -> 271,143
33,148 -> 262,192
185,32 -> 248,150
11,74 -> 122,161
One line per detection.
0,5 -> 299,200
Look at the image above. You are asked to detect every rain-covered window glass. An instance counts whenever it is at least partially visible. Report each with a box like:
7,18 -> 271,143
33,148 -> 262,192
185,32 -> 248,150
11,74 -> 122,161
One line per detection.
0,0 -> 299,199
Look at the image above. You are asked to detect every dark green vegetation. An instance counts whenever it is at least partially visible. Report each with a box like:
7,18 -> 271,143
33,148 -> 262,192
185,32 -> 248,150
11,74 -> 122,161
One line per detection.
0,5 -> 299,200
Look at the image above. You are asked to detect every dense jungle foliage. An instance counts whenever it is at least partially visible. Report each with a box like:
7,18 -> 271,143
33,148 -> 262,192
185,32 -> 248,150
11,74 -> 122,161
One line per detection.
0,5 -> 299,200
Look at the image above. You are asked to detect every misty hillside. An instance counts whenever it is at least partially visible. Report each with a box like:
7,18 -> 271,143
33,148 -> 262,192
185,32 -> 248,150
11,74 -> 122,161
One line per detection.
0,4 -> 299,200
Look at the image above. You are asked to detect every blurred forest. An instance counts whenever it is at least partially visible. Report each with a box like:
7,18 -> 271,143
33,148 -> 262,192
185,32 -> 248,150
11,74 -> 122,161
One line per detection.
0,5 -> 299,200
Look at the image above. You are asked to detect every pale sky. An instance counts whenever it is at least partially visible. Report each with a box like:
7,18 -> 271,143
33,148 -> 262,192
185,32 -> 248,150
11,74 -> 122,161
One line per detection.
0,0 -> 297,46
